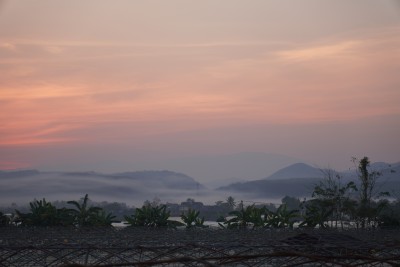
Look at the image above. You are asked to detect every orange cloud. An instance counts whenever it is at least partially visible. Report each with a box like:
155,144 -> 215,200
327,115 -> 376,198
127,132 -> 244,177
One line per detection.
276,41 -> 360,61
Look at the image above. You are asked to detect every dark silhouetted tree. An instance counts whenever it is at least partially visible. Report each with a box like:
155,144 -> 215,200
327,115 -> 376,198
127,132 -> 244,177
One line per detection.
352,157 -> 389,228
67,194 -> 103,227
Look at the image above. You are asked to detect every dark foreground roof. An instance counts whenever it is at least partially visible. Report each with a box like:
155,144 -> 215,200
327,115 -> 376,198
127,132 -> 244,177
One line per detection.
0,227 -> 399,266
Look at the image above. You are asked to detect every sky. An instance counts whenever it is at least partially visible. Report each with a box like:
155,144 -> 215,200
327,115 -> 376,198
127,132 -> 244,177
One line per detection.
1,0 -> 400,182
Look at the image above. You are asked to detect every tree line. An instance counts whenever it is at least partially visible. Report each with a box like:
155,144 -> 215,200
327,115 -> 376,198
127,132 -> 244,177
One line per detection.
1,157 -> 399,229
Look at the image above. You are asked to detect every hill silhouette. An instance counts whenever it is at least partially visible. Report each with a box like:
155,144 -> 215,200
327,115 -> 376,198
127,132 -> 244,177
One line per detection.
265,163 -> 323,180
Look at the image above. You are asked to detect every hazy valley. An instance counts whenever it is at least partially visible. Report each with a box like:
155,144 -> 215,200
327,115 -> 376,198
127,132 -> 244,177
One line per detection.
1,156 -> 399,207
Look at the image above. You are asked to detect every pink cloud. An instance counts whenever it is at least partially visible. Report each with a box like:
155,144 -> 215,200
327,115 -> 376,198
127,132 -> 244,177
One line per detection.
1,24 -> 399,148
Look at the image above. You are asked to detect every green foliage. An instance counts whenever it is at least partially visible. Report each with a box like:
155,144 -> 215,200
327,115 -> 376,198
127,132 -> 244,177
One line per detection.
352,157 -> 390,228
90,210 -> 116,227
125,204 -> 182,228
10,195 -> 115,228
378,199 -> 400,227
16,199 -> 75,227
299,199 -> 333,228
181,209 -> 207,228
0,212 -> 10,227
356,157 -> 379,206
3,161 -> 398,230
67,194 -> 104,227
300,158 -> 394,229
310,170 -> 357,229
265,204 -> 299,228
221,205 -> 264,229
220,204 -> 299,229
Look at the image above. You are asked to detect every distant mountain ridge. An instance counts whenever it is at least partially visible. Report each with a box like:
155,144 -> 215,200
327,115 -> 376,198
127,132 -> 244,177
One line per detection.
1,161 -> 398,205
218,161 -> 400,198
218,177 -> 320,198
217,162 -> 325,198
0,169 -> 206,205
149,152 -> 301,187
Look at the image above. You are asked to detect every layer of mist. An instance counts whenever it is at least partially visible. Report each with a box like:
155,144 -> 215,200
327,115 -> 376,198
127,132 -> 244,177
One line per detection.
0,170 -> 281,207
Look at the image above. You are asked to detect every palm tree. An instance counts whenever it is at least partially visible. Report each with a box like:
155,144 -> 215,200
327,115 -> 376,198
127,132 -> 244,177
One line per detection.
67,194 -> 102,227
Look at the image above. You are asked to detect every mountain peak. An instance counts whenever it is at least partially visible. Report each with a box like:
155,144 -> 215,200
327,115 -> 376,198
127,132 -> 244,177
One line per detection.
265,163 -> 323,180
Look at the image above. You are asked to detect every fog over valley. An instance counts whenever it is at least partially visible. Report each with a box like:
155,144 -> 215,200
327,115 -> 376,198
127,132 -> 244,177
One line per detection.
1,158 -> 398,207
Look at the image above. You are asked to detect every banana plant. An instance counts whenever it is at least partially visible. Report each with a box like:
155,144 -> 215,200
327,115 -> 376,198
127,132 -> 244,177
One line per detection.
265,204 -> 299,228
299,200 -> 333,228
125,204 -> 182,228
221,205 -> 267,229
181,209 -> 206,228
67,194 -> 102,227
91,210 -> 116,227
15,199 -> 74,227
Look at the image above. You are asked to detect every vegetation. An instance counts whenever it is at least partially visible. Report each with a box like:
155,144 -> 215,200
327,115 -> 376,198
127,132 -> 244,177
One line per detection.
1,156 -> 399,229
12,195 -> 115,227
124,204 -> 182,228
378,199 -> 400,227
352,157 -> 390,228
266,204 -> 299,228
299,199 -> 333,228
181,208 -> 206,228
301,170 -> 357,229
0,212 -> 10,226
219,203 -> 299,229
300,157 -> 395,229
220,205 -> 266,229
67,194 -> 115,227
15,198 -> 75,227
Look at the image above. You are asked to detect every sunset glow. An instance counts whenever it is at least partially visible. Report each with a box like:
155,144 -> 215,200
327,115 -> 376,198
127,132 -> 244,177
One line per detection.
1,1 -> 399,176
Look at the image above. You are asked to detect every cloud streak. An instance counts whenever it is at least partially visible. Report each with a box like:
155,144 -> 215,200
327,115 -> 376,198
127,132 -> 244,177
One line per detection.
1,29 -> 400,148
